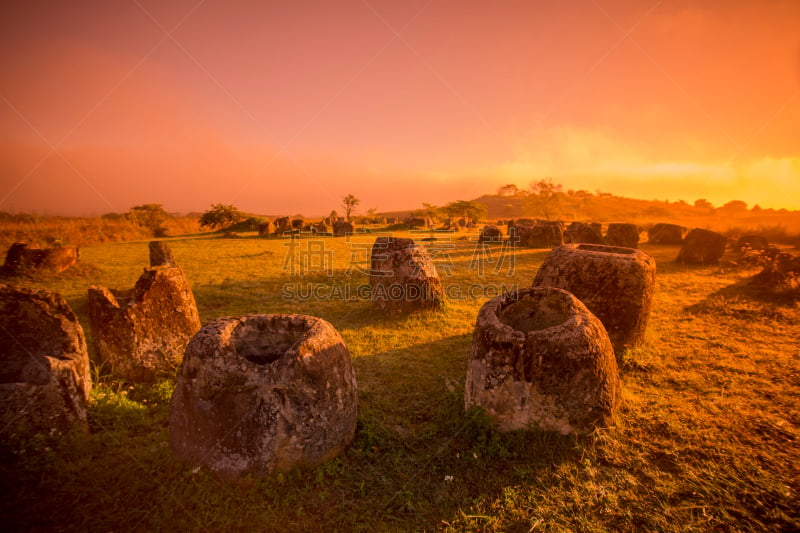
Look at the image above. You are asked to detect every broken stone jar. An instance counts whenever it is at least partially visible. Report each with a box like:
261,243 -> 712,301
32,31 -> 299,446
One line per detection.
169,314 -> 358,480
465,287 -> 620,435
87,266 -> 201,382
0,285 -> 91,435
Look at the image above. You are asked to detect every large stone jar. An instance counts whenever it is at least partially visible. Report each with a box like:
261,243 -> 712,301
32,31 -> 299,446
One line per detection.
88,266 -> 201,382
0,285 -> 91,435
170,314 -> 358,479
465,287 -> 620,435
533,244 -> 656,356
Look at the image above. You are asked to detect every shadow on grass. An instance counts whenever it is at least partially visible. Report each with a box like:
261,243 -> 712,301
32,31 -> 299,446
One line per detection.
0,333 -> 596,532
684,275 -> 800,317
191,274 -> 462,330
334,335 -> 585,528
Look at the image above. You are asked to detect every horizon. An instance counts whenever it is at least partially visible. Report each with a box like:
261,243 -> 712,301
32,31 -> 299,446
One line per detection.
2,1 -> 799,216
4,185 -> 800,219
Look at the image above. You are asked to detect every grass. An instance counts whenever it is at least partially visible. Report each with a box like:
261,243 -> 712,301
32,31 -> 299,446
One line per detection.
1,230 -> 798,532
0,214 -> 200,248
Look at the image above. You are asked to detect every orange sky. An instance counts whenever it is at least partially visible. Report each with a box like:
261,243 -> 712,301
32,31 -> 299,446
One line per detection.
1,0 -> 799,216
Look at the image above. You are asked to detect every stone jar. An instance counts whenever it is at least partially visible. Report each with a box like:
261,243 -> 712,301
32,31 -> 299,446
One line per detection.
88,266 -> 201,382
648,223 -> 683,244
533,244 -> 656,356
478,225 -> 503,243
170,314 -> 358,480
369,237 -> 444,314
676,228 -> 727,265
465,287 -> 620,435
0,285 -> 91,435
605,223 -> 640,249
564,222 -> 605,245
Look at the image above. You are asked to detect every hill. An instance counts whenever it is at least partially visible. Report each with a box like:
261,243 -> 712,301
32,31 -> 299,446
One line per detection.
384,191 -> 800,240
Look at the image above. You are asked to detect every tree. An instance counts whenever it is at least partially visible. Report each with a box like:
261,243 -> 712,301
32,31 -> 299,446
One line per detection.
524,178 -> 563,220
497,184 -> 520,197
694,198 -> 713,209
421,203 -> 441,221
199,204 -> 245,229
721,200 -> 747,211
442,200 -> 487,223
341,194 -> 360,221
128,204 -> 169,236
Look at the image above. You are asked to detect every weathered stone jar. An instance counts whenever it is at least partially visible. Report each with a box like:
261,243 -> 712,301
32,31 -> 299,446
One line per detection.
0,285 -> 91,435
88,266 -> 201,382
148,240 -> 176,267
369,237 -> 444,314
465,287 -> 620,435
648,223 -> 683,244
605,223 -> 640,249
676,228 -> 727,265
533,244 -> 656,356
170,314 -> 358,479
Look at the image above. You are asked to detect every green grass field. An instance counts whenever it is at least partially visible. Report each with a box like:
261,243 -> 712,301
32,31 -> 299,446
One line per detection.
2,230 -> 798,532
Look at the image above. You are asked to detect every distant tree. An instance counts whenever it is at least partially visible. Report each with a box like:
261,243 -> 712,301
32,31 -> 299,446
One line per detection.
524,178 -> 563,220
328,209 -> 339,221
366,207 -> 378,217
342,194 -> 360,221
442,200 -> 487,223
721,200 -> 748,212
199,204 -> 245,229
128,204 -> 169,236
497,184 -> 520,197
421,203 -> 441,221
751,204 -> 762,212
694,198 -> 713,209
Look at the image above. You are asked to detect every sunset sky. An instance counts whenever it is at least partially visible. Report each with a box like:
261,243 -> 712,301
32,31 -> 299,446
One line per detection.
1,0 -> 798,216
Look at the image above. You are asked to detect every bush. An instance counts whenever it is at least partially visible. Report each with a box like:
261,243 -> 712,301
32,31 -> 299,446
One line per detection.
199,204 -> 245,229
127,204 -> 169,237
224,216 -> 267,233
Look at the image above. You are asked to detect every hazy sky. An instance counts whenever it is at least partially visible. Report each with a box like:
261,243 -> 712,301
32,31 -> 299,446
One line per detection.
1,0 -> 799,216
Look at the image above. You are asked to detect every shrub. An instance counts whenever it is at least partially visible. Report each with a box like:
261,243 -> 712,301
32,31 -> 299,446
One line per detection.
199,204 -> 245,229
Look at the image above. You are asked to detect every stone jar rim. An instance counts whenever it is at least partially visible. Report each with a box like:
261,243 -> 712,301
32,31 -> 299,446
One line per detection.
567,243 -> 642,257
203,314 -> 339,371
478,287 -> 591,342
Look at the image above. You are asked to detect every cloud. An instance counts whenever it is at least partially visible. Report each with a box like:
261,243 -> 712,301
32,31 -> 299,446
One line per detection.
499,126 -> 800,209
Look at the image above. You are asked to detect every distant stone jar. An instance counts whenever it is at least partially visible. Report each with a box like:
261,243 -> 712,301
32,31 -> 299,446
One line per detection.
465,287 -> 620,435
533,244 -> 656,356
676,228 -> 727,264
369,237 -> 444,314
564,222 -> 605,245
513,223 -> 564,249
648,223 -> 683,244
88,265 -> 201,382
148,240 -> 176,267
333,220 -> 355,237
478,225 -> 503,243
3,242 -> 79,274
605,223 -> 640,249
0,285 -> 91,435
170,314 -> 358,479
